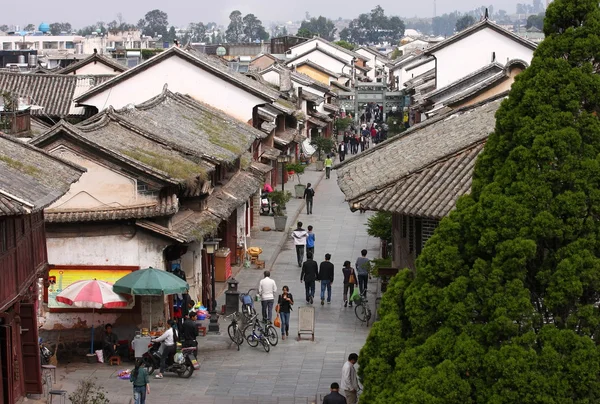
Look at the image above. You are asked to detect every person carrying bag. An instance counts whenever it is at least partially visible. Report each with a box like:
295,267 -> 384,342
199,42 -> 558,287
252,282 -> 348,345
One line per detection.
342,260 -> 358,308
277,286 -> 294,340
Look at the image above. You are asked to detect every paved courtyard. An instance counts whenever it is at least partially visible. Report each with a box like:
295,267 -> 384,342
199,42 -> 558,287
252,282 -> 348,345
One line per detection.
45,159 -> 380,404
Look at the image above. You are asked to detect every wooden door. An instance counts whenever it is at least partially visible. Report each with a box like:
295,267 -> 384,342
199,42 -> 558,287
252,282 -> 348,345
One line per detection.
19,303 -> 42,395
201,250 -> 211,309
0,325 -> 13,404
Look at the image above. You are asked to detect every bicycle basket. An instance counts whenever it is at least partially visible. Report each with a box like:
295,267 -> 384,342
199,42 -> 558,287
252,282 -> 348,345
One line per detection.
242,294 -> 253,306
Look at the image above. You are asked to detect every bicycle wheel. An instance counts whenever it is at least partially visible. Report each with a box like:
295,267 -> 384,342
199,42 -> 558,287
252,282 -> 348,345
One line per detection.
235,328 -> 244,346
261,339 -> 271,353
246,334 -> 259,347
242,322 -> 257,339
265,325 -> 278,346
227,323 -> 237,343
355,304 -> 367,322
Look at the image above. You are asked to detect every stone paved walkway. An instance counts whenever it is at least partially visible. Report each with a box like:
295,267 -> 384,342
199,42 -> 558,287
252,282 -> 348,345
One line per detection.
43,157 -> 379,404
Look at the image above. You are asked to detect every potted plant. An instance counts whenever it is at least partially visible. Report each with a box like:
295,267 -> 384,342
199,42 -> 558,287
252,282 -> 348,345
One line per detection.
310,136 -> 335,171
269,190 -> 292,231
286,162 -> 306,198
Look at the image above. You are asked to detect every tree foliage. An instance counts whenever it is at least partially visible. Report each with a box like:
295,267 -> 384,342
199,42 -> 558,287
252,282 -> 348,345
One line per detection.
226,10 -> 268,43
526,13 -> 545,29
242,14 -> 269,42
455,15 -> 476,32
138,9 -> 169,38
341,5 -> 405,45
432,12 -> 460,36
297,16 -> 337,41
49,22 -> 72,35
366,211 -> 392,243
359,0 -> 600,401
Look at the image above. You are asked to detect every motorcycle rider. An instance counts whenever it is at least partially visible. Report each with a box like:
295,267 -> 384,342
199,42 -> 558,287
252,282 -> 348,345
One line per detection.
152,320 -> 176,379
181,311 -> 199,355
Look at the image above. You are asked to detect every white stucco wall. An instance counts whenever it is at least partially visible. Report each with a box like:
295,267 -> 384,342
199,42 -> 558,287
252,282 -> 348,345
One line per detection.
261,70 -> 280,86
433,28 -> 534,88
288,52 -> 349,76
67,61 -> 122,76
80,55 -> 266,122
48,146 -> 154,210
356,49 -> 390,80
404,59 -> 436,85
290,39 -> 355,64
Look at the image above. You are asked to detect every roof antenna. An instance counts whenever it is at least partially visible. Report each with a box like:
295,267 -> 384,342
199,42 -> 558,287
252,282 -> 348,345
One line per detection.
93,48 -> 97,54
484,8 -> 489,20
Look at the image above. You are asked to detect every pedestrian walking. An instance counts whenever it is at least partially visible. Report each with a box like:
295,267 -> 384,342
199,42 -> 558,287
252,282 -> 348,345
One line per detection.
355,249 -> 370,294
292,221 -> 308,267
277,285 -> 294,340
338,142 -> 346,162
306,225 -> 315,258
300,252 -> 318,304
130,358 -> 150,404
342,260 -> 357,307
304,183 -> 315,215
341,353 -> 359,404
318,253 -> 334,305
325,155 -> 333,179
259,270 -> 277,323
323,382 -> 347,404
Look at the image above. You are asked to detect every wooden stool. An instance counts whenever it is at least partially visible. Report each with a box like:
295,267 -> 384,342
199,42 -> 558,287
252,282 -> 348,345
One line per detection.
197,326 -> 207,336
49,389 -> 67,404
108,356 -> 121,366
255,260 -> 265,269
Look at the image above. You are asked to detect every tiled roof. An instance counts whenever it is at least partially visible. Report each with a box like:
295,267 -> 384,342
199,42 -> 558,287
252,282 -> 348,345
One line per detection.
336,96 -> 504,212
0,72 -> 111,117
260,145 -> 281,160
356,141 -> 485,218
309,110 -> 332,122
58,53 -> 128,75
307,116 -> 328,127
172,170 -> 264,242
323,103 -> 340,113
90,88 -> 265,164
286,47 -> 370,72
274,128 -> 300,146
0,133 -> 85,215
76,46 -> 280,104
45,194 -> 179,223
302,91 -> 324,104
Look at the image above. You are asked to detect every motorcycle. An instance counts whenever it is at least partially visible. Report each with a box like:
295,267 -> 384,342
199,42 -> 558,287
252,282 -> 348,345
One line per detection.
260,192 -> 271,215
39,338 -> 52,365
142,341 -> 199,378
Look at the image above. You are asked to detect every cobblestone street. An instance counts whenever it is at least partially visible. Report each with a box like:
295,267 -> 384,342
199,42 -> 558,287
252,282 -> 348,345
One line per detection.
45,160 -> 380,404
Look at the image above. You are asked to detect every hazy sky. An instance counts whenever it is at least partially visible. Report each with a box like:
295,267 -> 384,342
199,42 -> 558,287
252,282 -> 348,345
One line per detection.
4,0 -> 526,28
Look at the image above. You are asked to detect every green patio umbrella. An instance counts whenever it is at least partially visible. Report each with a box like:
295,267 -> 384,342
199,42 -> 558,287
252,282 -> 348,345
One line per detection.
113,267 -> 189,329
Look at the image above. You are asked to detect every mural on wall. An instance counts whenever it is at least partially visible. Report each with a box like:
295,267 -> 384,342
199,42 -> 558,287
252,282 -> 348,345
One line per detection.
47,267 -> 135,309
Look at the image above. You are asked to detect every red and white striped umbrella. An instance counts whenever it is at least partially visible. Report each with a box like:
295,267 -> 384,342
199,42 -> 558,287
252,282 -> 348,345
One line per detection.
56,279 -> 130,309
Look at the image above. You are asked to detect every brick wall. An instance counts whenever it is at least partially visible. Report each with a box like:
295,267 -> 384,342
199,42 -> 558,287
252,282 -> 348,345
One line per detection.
252,192 -> 260,231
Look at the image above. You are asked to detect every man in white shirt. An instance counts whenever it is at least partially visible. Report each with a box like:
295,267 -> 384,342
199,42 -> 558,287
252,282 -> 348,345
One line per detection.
340,353 -> 359,404
292,221 -> 308,267
152,319 -> 176,379
258,270 -> 277,323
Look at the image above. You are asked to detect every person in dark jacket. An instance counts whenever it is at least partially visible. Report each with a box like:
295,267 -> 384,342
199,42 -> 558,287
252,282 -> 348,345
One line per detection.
318,253 -> 334,305
181,311 -> 199,353
103,324 -> 118,360
277,285 -> 294,340
323,382 -> 347,404
300,252 -> 319,304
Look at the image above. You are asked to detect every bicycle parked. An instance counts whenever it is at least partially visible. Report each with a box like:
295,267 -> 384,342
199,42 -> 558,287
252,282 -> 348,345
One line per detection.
239,288 -> 257,322
354,289 -> 372,325
244,314 -> 271,352
225,312 -> 244,350
243,314 -> 279,346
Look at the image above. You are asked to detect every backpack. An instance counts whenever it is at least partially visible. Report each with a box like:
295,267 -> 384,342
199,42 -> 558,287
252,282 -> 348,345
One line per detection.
306,188 -> 315,197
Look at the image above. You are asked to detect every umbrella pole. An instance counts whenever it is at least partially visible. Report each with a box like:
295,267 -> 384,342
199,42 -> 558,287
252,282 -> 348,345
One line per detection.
150,297 -> 152,331
90,308 -> 95,354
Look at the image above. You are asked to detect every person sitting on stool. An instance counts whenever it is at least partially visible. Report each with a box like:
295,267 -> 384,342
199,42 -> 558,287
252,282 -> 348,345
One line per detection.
103,323 -> 118,360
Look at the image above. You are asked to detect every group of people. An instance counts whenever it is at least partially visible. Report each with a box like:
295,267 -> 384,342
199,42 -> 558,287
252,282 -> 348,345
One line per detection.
258,270 -> 294,340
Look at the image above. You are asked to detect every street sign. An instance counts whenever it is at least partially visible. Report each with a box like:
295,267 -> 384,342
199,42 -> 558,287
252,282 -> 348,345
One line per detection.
297,306 -> 315,341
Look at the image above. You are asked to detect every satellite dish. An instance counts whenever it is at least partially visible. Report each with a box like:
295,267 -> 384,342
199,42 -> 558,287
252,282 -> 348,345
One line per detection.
216,46 -> 227,57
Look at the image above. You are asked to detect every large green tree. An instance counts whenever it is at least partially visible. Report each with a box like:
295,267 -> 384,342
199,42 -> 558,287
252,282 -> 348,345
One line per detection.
138,9 -> 168,38
297,16 -> 337,41
242,13 -> 269,42
341,5 -> 405,45
359,0 -> 600,402
455,15 -> 476,32
226,10 -> 244,42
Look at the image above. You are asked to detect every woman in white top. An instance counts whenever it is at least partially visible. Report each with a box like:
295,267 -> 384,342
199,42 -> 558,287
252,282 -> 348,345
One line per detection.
152,320 -> 176,379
